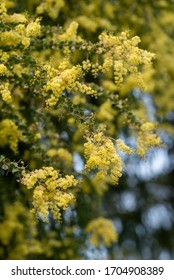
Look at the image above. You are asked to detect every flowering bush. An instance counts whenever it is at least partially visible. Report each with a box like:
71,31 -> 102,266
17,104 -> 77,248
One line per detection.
1,0 -> 172,260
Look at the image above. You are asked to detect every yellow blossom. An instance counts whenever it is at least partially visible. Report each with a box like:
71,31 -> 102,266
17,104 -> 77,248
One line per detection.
36,0 -> 65,20
26,18 -> 41,38
0,51 -> 9,61
21,37 -> 30,48
101,80 -> 117,92
3,13 -> 27,23
82,175 -> 109,196
97,100 -> 116,122
76,16 -> 98,33
45,65 -> 95,106
72,94 -> 86,105
21,167 -> 78,222
0,83 -> 12,103
0,3 -> 7,16
82,59 -> 92,71
116,139 -> 134,154
84,132 -> 123,184
59,21 -> 82,42
0,30 -> 21,46
98,31 -> 155,89
13,64 -> 29,77
0,64 -> 8,75
47,148 -> 73,167
0,201 -> 42,259
137,122 -> 161,156
0,119 -> 23,153
86,217 -> 118,247
141,122 -> 156,131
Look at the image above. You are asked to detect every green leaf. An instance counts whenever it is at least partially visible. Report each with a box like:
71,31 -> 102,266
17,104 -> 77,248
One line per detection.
1,164 -> 8,170
4,158 -> 11,164
12,168 -> 19,173
0,155 -> 5,161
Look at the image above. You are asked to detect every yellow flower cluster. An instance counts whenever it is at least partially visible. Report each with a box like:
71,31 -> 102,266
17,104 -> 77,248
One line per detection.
0,50 -> 9,61
81,175 -> 109,196
47,148 -> 73,167
102,80 -> 117,92
76,15 -> 98,33
93,175 -> 109,196
91,62 -> 102,78
13,63 -> 29,78
84,132 -> 123,184
97,100 -> 116,122
137,122 -> 161,156
21,167 -> 78,222
58,21 -> 83,42
96,100 -> 116,135
0,119 -> 23,153
0,2 -> 7,16
0,63 -> 8,75
1,8 -> 27,23
98,31 -> 155,89
0,201 -> 42,259
116,139 -> 134,154
113,61 -> 127,88
0,7 -> 41,48
36,0 -> 65,20
82,59 -> 92,71
72,94 -> 86,105
119,66 -> 155,96
44,64 -> 95,106
26,18 -> 41,38
86,217 -> 118,247
0,82 -> 12,103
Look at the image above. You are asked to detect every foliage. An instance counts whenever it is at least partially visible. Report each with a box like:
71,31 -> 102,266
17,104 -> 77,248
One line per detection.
0,0 -> 173,260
